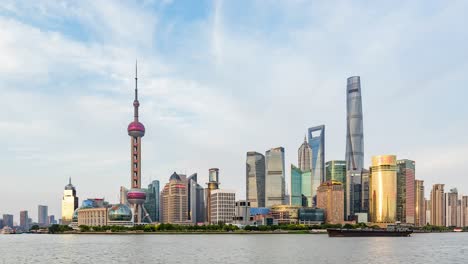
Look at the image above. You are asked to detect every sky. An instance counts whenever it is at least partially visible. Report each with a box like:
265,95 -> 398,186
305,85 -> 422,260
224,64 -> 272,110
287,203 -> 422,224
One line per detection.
1,0 -> 467,223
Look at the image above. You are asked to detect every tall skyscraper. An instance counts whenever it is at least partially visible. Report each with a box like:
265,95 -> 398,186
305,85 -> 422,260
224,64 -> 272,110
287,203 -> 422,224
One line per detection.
431,184 -> 445,226
120,186 -> 129,205
414,180 -> 425,227
308,126 -> 325,183
369,155 -> 397,223
291,165 -> 303,206
205,168 -> 220,222
20,210 -> 29,230
290,165 -> 315,207
2,214 -> 13,228
396,159 -> 415,224
298,136 -> 312,172
210,189 -> 235,224
317,181 -> 345,224
445,188 -> 458,227
160,172 -> 188,224
265,147 -> 285,207
246,152 -> 266,208
187,173 -> 205,223
61,177 -> 79,225
345,169 -> 363,219
345,76 -> 364,172
360,169 -> 370,215
325,160 -> 346,183
38,205 -> 48,226
126,63 -> 148,224
48,215 -> 56,225
145,180 -> 160,222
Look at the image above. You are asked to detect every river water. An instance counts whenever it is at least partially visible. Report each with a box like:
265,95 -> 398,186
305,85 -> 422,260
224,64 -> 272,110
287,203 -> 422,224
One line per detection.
0,233 -> 467,264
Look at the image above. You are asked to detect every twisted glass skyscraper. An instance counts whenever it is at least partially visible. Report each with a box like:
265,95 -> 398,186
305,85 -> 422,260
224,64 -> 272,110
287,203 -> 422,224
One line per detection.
345,76 -> 364,219
345,76 -> 364,171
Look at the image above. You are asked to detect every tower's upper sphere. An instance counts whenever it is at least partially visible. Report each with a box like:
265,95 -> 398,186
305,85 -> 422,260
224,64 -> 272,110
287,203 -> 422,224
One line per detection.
128,121 -> 145,137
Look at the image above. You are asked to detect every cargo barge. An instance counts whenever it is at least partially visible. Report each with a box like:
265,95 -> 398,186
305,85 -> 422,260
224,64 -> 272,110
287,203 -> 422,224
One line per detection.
327,228 -> 412,237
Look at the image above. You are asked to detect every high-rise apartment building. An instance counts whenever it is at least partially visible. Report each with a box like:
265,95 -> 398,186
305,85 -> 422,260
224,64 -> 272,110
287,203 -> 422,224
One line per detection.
369,155 -> 397,223
265,147 -> 285,207
145,180 -> 160,222
160,172 -> 188,224
210,189 -> 235,224
246,152 -> 266,208
298,136 -> 313,172
308,126 -> 325,183
425,199 -> 432,225
325,160 -> 346,183
430,184 -> 445,226
462,196 -> 468,227
445,188 -> 458,227
396,159 -> 415,224
345,76 -> 364,172
38,205 -> 48,226
414,180 -> 425,227
20,210 -> 29,230
317,181 -> 344,224
2,214 -> 13,228
61,178 -> 79,225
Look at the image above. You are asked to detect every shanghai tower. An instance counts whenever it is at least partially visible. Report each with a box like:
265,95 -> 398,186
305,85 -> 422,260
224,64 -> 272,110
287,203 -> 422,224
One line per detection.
345,76 -> 364,219
345,76 -> 364,171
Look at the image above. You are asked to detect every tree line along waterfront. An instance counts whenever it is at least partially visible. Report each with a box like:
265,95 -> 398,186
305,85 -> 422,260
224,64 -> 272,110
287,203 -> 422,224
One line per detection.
37,223 -> 464,234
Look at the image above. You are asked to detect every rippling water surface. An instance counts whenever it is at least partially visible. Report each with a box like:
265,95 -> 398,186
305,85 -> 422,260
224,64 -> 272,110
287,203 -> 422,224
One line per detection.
1,233 -> 467,264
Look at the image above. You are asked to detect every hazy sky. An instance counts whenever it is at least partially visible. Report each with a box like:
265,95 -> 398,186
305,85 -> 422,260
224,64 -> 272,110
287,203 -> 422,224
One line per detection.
1,0 -> 467,223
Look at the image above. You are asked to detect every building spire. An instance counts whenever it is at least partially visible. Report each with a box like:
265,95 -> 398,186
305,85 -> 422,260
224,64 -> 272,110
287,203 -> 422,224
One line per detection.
304,134 -> 307,143
133,60 -> 140,121
69,177 -> 71,185
135,60 -> 138,101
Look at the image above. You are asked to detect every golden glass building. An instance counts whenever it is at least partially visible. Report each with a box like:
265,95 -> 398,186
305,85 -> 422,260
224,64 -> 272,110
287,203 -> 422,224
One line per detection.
369,155 -> 397,223
61,178 -> 79,225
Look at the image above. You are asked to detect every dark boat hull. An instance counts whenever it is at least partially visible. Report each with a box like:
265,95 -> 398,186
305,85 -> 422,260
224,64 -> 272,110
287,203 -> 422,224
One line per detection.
327,228 -> 412,237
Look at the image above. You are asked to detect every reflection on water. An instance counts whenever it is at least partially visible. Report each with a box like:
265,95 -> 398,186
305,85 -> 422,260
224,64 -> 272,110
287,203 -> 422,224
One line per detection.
0,233 -> 467,264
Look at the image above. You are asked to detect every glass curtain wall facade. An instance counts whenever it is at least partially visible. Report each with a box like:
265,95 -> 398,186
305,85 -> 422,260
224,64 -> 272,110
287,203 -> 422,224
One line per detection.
396,159 -> 415,224
246,152 -> 266,208
61,178 -> 79,225
345,76 -> 364,172
265,147 -> 285,207
308,126 -> 325,183
369,155 -> 397,223
291,165 -> 302,206
325,160 -> 346,183
145,180 -> 160,222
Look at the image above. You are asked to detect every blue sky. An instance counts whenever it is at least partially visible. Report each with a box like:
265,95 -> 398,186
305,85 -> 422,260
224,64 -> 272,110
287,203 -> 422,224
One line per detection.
1,0 -> 467,222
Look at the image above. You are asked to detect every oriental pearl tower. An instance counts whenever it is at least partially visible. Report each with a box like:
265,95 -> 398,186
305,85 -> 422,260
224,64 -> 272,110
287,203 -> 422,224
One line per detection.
126,62 -> 151,224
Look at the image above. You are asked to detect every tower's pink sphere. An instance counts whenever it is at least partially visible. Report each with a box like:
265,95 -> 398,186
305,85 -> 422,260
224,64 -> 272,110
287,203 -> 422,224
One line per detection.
128,121 -> 145,137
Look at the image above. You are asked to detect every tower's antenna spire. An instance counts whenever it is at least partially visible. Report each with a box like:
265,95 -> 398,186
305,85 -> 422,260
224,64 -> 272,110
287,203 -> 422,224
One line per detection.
135,60 -> 138,100
69,177 -> 71,185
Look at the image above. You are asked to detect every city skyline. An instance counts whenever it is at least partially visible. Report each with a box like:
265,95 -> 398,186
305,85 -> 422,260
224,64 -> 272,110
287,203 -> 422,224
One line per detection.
1,1 -> 468,221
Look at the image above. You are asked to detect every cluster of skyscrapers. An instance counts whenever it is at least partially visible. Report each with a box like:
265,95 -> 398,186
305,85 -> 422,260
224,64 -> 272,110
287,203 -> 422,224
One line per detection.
6,71 -> 467,231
